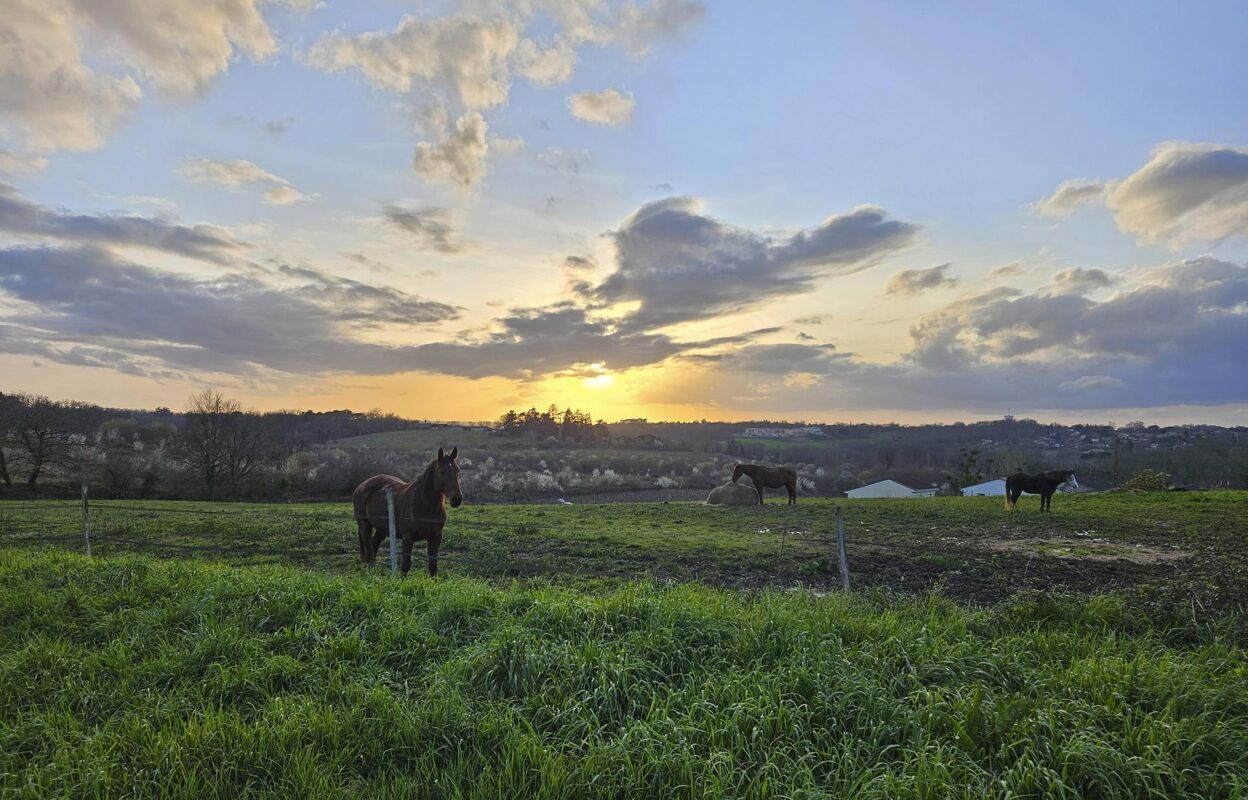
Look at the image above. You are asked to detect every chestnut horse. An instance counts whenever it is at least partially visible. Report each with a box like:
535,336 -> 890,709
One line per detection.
1005,469 -> 1077,512
353,447 -> 463,576
732,462 -> 798,504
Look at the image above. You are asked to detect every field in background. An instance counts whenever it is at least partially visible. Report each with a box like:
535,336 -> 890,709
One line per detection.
2,493 -> 1246,612
330,428 -> 495,450
2,551 -> 1245,798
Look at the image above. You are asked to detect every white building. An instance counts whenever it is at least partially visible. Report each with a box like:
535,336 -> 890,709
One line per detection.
847,479 -> 935,499
960,479 -> 1008,497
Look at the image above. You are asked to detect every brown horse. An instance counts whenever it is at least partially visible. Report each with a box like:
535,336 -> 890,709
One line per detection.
1005,469 -> 1077,512
732,462 -> 798,504
353,447 -> 463,576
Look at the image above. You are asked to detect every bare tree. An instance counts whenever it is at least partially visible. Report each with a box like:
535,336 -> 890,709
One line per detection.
221,410 -> 267,496
10,394 -> 88,489
181,388 -> 241,500
0,392 -> 20,487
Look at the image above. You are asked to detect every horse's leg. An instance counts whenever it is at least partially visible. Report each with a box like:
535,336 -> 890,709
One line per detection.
426,530 -> 442,577
356,519 -> 373,563
754,479 -> 764,505
400,531 -> 415,576
787,480 -> 796,504
370,526 -> 387,565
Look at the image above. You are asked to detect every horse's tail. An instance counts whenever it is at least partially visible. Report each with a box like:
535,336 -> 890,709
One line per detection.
1003,476 -> 1014,510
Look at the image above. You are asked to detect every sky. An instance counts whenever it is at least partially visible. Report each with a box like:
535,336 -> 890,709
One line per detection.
1,0 -> 1247,425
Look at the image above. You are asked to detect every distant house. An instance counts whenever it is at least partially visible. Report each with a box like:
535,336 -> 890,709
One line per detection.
847,480 -> 935,499
960,479 -> 1008,497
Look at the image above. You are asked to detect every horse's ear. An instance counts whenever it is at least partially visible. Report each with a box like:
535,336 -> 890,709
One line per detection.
450,446 -> 458,460
437,447 -> 444,460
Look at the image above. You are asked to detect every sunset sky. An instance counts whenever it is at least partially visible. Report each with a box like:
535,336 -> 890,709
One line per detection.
2,1 -> 1246,424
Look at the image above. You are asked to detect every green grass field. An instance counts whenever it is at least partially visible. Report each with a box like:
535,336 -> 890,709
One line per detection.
2,551 -> 1246,799
2,493 -> 1247,796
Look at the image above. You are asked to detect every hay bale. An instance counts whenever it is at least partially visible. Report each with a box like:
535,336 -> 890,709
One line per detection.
706,481 -> 759,506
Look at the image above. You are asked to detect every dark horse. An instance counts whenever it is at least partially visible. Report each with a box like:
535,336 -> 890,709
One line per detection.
353,447 -> 463,576
1005,469 -> 1077,512
732,462 -> 798,505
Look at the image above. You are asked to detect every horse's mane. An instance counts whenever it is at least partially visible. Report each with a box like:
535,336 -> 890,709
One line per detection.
411,458 -> 440,510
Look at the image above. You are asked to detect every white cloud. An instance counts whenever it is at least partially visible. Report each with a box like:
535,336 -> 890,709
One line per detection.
515,38 -> 578,85
1034,179 -> 1106,216
1041,142 -> 1248,246
1106,142 -> 1248,245
178,158 -> 312,205
413,113 -> 491,188
0,0 -> 286,155
568,89 -> 636,126
306,14 -> 520,109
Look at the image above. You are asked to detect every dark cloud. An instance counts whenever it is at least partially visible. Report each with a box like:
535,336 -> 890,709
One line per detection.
637,258 -> 1248,413
0,182 -> 244,265
0,246 -> 460,377
383,205 -> 463,253
885,263 -> 957,295
583,197 -> 918,331
563,255 -> 595,270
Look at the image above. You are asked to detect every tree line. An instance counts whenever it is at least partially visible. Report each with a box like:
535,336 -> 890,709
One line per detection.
496,406 -> 609,442
0,389 -> 422,498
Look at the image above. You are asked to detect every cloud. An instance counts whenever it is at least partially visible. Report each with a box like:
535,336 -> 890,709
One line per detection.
584,197 -> 919,331
0,182 -> 244,264
0,0 -> 143,151
614,0 -> 706,56
383,206 -> 464,253
637,256 -> 1248,413
0,245 -> 460,378
0,150 -> 49,178
1041,142 -> 1248,246
1047,267 -> 1115,295
568,89 -> 636,126
1105,142 -> 1248,245
1,0 -> 286,154
1034,179 -> 1106,216
537,147 -> 591,173
515,38 -> 577,85
414,112 -> 491,187
988,262 -> 1025,279
306,14 -> 520,109
912,257 -> 1248,364
178,158 -> 312,205
886,263 -> 957,295
1059,375 -> 1126,391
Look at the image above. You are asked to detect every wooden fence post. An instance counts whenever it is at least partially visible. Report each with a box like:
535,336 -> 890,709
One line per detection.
835,505 -> 850,593
385,485 -> 398,574
81,484 -> 91,556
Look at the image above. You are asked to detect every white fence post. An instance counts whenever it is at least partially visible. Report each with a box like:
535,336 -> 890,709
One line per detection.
836,505 -> 850,593
81,484 -> 91,556
385,486 -> 398,574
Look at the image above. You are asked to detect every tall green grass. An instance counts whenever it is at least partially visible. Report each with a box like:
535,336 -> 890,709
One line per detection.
1,551 -> 1245,798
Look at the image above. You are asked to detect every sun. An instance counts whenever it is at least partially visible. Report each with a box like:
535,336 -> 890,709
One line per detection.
583,372 -> 616,390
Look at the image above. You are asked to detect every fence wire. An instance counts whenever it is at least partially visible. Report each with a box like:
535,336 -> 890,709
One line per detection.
0,497 -> 875,589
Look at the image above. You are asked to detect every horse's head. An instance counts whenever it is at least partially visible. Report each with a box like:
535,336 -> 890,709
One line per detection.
1064,469 -> 1078,490
434,447 -> 463,508
731,463 -> 743,483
